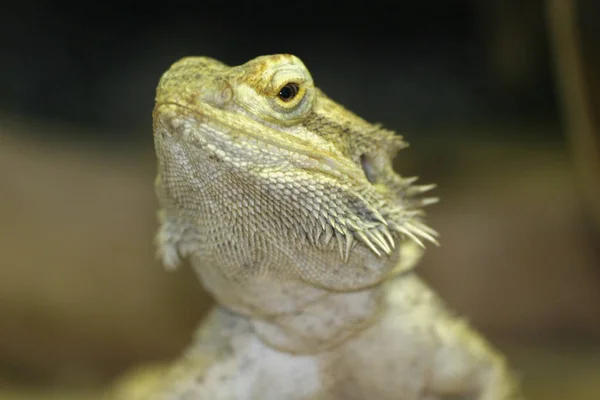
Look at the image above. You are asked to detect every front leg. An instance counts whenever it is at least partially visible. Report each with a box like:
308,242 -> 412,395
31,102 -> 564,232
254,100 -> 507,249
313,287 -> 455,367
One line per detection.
108,308 -> 240,400
133,308 -> 326,400
424,313 -> 521,400
398,276 -> 521,400
328,275 -> 522,400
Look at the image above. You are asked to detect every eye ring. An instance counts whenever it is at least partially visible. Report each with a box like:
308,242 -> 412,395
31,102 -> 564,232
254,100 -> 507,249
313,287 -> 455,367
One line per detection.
278,83 -> 300,102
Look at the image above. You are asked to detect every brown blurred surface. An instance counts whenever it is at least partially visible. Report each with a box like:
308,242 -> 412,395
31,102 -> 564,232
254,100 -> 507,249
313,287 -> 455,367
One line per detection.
0,118 -> 211,386
1,116 -> 599,398
415,138 -> 600,341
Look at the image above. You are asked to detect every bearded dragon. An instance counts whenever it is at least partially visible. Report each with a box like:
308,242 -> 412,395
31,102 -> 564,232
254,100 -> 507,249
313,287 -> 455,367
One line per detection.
143,54 -> 521,399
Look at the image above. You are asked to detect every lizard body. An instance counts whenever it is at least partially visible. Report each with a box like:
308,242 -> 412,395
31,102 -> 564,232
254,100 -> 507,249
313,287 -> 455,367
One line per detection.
146,54 -> 521,399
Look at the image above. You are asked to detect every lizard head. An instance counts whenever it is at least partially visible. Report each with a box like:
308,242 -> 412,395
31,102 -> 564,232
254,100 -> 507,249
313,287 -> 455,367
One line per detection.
153,54 -> 437,291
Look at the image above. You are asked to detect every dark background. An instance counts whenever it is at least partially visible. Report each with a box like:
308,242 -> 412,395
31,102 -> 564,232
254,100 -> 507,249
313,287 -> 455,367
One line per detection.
1,1 -> 599,399
2,1 -> 561,138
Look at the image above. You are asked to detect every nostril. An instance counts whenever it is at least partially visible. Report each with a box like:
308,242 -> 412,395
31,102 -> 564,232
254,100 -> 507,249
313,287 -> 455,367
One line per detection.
360,154 -> 377,183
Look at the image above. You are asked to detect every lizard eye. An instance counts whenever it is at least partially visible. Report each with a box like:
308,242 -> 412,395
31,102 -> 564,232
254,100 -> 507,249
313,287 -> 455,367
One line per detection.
278,83 -> 300,102
268,73 -> 311,119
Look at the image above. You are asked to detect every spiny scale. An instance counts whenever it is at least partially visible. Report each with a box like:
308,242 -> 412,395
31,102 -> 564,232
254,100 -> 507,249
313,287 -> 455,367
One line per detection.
406,184 -> 437,196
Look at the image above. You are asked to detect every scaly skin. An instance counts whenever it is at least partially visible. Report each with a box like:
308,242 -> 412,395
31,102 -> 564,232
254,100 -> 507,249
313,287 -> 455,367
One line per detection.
143,54 -> 522,399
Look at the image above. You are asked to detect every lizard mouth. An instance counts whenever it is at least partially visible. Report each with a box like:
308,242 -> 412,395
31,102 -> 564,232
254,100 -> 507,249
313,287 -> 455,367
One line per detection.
155,101 -> 366,183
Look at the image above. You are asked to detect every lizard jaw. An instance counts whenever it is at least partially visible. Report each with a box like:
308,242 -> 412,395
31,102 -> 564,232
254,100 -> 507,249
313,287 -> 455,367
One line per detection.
154,101 -> 365,183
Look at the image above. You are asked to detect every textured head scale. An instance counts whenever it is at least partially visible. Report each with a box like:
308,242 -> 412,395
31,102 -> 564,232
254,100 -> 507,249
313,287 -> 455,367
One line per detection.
153,54 -> 437,292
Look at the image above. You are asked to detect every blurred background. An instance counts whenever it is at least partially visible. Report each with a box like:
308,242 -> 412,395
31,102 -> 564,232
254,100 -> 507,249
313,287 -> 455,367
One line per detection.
1,0 -> 599,399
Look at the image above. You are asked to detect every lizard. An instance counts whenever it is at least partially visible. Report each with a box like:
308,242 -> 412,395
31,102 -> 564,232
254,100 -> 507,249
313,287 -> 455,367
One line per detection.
141,53 -> 522,400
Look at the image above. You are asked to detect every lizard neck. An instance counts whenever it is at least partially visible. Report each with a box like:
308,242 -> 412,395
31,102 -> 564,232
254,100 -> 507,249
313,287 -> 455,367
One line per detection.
250,286 -> 384,354
185,241 -> 425,355
189,254 -> 383,354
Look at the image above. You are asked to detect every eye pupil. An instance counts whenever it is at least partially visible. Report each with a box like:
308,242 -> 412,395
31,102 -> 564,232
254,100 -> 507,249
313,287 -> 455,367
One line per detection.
278,83 -> 299,102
